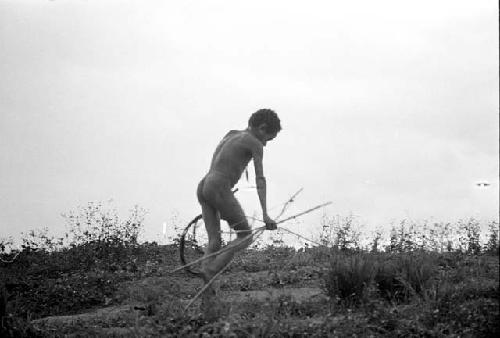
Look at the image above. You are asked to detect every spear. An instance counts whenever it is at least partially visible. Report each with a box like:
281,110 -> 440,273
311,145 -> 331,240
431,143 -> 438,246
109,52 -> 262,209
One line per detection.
276,187 -> 304,221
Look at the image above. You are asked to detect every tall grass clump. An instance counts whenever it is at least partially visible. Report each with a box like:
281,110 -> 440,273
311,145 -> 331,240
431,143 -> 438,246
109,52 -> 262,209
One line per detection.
323,251 -> 439,304
323,252 -> 376,304
375,252 -> 438,301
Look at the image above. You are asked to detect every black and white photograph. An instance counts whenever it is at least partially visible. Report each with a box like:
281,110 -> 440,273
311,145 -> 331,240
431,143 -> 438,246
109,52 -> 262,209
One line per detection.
1,0 -> 498,336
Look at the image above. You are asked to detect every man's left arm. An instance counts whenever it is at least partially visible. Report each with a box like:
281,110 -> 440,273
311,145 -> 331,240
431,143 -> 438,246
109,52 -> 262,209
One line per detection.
250,140 -> 276,230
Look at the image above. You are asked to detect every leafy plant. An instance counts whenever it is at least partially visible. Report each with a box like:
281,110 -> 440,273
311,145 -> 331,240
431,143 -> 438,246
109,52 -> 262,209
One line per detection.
485,221 -> 499,255
457,218 -> 482,254
320,214 -> 362,250
63,202 -> 146,248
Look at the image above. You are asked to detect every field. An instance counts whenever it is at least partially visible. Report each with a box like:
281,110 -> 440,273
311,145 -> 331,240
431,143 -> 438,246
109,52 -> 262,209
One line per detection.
1,242 -> 498,337
1,204 -> 498,337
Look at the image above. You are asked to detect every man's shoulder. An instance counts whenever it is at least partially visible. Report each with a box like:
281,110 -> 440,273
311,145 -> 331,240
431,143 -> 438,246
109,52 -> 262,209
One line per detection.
226,130 -> 239,136
240,130 -> 263,148
224,130 -> 256,142
221,130 -> 262,151
223,129 -> 248,140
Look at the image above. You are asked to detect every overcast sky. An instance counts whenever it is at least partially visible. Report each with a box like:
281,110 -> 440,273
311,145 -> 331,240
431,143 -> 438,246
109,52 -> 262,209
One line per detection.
0,0 -> 498,244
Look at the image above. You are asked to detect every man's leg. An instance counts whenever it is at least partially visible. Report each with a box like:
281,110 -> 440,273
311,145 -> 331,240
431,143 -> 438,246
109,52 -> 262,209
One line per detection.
202,195 -> 253,280
200,201 -> 221,285
203,230 -> 253,280
199,201 -> 222,316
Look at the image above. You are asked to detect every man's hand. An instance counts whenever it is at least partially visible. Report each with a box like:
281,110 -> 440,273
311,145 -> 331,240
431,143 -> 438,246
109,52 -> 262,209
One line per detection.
263,214 -> 277,230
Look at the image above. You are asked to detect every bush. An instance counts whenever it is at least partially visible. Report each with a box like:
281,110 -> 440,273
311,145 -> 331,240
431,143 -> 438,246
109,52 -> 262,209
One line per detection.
0,202 -> 150,320
64,202 -> 146,248
457,218 -> 482,254
320,214 -> 361,250
485,221 -> 500,255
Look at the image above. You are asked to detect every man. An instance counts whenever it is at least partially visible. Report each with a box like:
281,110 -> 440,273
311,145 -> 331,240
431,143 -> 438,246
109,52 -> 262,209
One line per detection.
196,109 -> 281,294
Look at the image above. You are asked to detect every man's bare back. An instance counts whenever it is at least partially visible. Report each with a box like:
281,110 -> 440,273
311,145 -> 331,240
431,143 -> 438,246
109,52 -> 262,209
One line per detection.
207,129 -> 264,188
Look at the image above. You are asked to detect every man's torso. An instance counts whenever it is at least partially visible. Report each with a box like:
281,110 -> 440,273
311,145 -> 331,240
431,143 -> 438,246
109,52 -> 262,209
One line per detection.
205,130 -> 260,188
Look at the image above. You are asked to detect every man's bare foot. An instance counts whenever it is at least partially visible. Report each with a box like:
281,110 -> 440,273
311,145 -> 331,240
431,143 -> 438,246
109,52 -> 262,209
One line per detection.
198,267 -> 216,298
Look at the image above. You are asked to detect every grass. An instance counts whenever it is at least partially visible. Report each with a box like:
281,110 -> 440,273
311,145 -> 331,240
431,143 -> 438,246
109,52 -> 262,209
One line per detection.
1,242 -> 498,337
0,210 -> 498,336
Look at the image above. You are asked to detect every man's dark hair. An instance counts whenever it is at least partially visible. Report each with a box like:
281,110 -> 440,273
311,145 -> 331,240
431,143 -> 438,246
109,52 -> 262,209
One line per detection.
248,109 -> 282,133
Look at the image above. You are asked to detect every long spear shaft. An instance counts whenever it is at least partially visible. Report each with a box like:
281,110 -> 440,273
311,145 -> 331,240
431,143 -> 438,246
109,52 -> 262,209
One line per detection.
276,187 -> 304,221
277,202 -> 332,225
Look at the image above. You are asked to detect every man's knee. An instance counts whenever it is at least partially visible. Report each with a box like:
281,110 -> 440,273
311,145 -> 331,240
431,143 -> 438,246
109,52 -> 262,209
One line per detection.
236,231 -> 253,248
228,214 -> 250,232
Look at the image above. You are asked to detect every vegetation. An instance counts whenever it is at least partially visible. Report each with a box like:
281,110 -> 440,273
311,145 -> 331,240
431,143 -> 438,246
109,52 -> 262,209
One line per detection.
0,203 -> 498,337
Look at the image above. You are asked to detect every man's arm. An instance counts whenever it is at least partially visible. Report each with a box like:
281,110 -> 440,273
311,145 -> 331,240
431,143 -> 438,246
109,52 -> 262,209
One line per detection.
251,140 -> 276,229
253,145 -> 267,216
